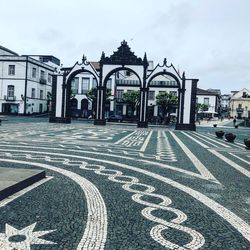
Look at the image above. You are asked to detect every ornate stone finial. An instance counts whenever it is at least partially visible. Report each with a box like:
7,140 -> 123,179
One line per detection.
121,40 -> 127,46
182,71 -> 186,79
82,54 -> 87,63
143,52 -> 149,67
101,51 -> 105,60
163,58 -> 167,66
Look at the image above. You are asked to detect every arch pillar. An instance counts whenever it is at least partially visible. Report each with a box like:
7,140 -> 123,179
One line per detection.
94,85 -> 106,125
64,73 -> 72,123
175,78 -> 197,131
49,73 -> 71,123
137,87 -> 149,128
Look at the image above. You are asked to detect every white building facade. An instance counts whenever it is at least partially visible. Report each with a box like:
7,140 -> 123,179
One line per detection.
196,88 -> 221,117
229,88 -> 250,119
221,94 -> 231,109
0,46 -> 60,115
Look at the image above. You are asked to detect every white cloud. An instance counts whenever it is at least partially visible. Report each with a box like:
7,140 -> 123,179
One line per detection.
0,0 -> 249,93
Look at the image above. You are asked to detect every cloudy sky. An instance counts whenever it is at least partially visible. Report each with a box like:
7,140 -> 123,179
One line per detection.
1,0 -> 249,93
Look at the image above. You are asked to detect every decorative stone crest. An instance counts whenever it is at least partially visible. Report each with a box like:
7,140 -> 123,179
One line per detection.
100,40 -> 144,66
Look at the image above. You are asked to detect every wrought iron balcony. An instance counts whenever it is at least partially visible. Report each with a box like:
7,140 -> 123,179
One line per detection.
4,95 -> 16,101
40,78 -> 47,84
115,98 -> 124,103
236,108 -> 244,113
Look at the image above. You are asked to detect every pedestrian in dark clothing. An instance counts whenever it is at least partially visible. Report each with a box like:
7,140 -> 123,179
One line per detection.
233,118 -> 236,126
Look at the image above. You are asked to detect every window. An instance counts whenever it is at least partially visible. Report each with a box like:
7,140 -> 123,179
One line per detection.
7,85 -> 14,97
116,90 -> 124,100
170,81 -> 177,86
48,74 -> 52,83
40,70 -> 45,80
107,79 -> 112,89
71,77 -> 79,94
92,78 -> 97,89
148,91 -> 155,100
32,68 -> 36,78
81,78 -> 90,94
204,98 -> 209,105
8,65 -> 15,75
31,88 -> 36,98
40,90 -> 43,99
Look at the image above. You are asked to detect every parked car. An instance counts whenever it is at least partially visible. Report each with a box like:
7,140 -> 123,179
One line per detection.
106,114 -> 123,122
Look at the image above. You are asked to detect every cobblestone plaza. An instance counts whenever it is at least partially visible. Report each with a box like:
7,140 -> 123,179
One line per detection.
0,117 -> 249,249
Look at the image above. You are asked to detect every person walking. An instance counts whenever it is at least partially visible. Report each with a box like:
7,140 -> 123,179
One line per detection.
233,118 -> 236,126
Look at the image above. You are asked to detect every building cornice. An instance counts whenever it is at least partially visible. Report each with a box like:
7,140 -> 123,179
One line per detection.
0,45 -> 19,56
0,57 -> 55,71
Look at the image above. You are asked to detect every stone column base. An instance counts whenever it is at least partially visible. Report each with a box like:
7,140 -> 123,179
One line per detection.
94,119 -> 106,125
175,123 -> 196,131
137,121 -> 148,128
49,117 -> 71,123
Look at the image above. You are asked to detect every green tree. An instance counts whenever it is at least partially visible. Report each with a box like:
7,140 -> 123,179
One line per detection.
122,90 -> 140,119
196,103 -> 208,112
86,88 -> 111,112
156,92 -> 178,118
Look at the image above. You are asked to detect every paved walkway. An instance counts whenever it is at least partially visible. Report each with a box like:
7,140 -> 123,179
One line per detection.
197,118 -> 231,126
0,118 -> 249,249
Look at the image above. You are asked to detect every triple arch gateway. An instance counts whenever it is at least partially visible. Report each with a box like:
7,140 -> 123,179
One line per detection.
50,41 -> 198,130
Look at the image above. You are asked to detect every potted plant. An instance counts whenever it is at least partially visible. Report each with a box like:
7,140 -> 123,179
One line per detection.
213,124 -> 217,127
225,133 -> 236,142
215,130 -> 224,138
244,138 -> 250,149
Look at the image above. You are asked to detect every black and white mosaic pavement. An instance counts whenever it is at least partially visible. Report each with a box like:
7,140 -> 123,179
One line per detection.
0,118 -> 249,249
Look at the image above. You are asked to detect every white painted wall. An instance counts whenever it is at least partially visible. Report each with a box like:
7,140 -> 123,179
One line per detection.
183,80 -> 192,123
55,75 -> 63,117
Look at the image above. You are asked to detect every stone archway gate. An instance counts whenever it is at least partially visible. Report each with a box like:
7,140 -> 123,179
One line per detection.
49,41 -> 198,130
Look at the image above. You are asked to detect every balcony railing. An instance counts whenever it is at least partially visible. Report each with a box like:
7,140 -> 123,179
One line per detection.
116,98 -> 124,103
40,78 -> 47,84
4,95 -> 16,101
236,108 -> 244,113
